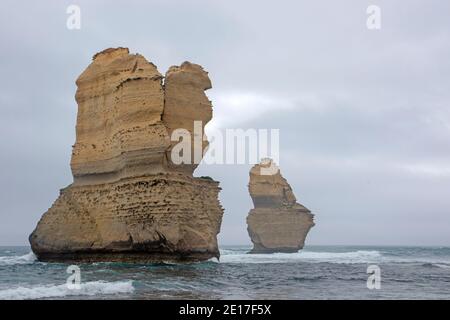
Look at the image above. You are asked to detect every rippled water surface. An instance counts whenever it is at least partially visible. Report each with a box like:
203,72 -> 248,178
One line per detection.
1,246 -> 449,299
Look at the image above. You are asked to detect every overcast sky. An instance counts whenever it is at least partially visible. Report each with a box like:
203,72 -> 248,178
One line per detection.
1,0 -> 449,246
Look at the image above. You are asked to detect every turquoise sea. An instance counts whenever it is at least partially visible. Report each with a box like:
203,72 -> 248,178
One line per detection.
0,245 -> 449,299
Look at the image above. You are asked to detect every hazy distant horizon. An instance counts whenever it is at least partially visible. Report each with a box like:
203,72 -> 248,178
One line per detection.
2,243 -> 450,248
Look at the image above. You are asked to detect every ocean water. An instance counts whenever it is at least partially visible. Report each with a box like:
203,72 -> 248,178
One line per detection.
0,245 -> 449,300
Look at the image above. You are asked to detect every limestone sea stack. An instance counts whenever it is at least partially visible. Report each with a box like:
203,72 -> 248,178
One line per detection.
246,159 -> 314,253
30,48 -> 224,263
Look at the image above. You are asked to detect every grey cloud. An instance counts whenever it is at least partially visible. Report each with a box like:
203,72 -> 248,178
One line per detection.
0,0 -> 449,245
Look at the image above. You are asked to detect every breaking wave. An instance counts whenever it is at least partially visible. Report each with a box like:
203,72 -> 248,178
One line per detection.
218,248 -> 450,265
421,262 -> 450,269
0,252 -> 36,266
433,263 -> 450,269
218,250 -> 383,264
0,280 -> 134,300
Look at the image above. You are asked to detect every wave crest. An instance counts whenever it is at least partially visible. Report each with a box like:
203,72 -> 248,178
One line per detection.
0,280 -> 134,300
219,250 -> 382,264
0,252 -> 36,266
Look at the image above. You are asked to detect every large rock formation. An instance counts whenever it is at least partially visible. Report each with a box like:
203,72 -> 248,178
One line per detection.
30,48 -> 224,263
246,159 -> 314,253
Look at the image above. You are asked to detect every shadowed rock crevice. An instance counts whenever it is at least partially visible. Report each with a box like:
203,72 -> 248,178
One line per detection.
246,159 -> 315,253
30,47 -> 224,263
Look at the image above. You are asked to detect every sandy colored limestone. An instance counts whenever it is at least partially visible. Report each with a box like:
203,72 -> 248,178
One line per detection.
246,159 -> 314,253
30,48 -> 224,262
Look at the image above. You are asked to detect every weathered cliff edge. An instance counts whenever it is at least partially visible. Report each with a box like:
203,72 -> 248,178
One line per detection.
30,48 -> 224,263
246,159 -> 314,253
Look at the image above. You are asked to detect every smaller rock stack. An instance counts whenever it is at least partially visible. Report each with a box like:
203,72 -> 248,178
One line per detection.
246,159 -> 315,253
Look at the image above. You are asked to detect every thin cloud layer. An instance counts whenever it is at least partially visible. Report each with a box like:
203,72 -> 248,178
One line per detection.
0,0 -> 449,245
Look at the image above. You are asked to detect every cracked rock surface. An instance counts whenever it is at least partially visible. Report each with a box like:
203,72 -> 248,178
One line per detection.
246,159 -> 314,253
30,48 -> 224,263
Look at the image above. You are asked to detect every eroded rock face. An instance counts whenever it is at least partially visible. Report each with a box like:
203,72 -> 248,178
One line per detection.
246,159 -> 314,253
163,62 -> 213,175
30,48 -> 224,263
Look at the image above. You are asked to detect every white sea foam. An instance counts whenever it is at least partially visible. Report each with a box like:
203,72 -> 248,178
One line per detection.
0,280 -> 134,300
218,248 -> 450,265
0,252 -> 36,266
218,250 -> 383,264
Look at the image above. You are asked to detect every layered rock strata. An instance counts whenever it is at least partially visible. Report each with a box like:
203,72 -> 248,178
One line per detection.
30,48 -> 224,263
246,159 -> 314,253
